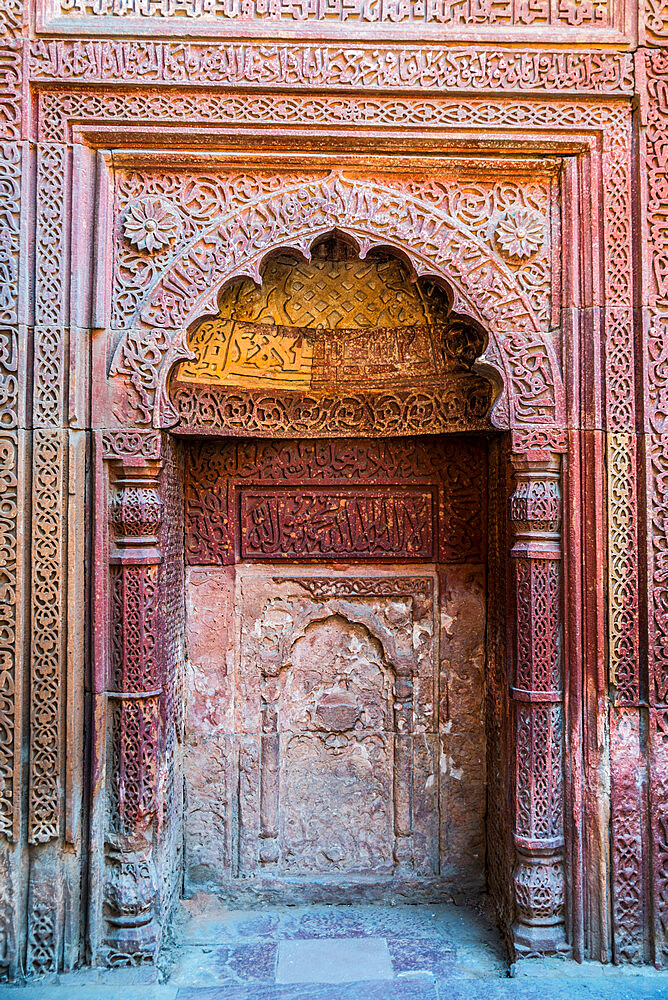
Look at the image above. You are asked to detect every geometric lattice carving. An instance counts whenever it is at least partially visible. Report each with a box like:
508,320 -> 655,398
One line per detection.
509,453 -> 565,957
29,430 -> 65,844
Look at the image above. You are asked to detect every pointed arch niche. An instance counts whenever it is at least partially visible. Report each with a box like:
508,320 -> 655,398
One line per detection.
167,232 -> 498,438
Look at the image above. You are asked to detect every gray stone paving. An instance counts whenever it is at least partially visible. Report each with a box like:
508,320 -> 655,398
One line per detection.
3,902 -> 668,999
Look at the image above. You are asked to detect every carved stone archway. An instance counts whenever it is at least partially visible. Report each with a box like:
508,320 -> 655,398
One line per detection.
101,194 -> 570,966
110,174 -> 565,437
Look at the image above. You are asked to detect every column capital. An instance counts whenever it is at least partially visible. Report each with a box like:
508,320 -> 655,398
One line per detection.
109,458 -> 164,559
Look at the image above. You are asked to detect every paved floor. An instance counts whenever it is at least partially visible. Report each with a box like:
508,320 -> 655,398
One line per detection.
4,901 -> 668,999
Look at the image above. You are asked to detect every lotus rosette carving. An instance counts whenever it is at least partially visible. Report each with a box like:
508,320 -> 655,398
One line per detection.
494,209 -> 545,260
122,197 -> 180,252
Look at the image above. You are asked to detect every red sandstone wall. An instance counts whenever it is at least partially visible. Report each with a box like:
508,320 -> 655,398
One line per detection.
0,0 -> 667,979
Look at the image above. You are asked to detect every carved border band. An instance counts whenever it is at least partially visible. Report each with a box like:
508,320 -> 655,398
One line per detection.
28,42 -> 635,93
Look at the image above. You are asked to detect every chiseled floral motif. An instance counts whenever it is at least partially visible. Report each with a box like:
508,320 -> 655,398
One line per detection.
494,209 -> 545,260
123,198 -> 180,252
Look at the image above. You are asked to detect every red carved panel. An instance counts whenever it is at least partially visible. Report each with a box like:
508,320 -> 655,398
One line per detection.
514,556 -> 561,694
239,488 -> 434,560
170,380 -> 493,437
184,436 -> 486,566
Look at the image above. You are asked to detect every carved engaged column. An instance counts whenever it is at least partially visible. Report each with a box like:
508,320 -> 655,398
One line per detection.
104,458 -> 164,963
509,454 -> 567,957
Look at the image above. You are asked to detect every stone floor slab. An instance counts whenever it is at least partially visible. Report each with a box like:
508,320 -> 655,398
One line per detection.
389,938 -> 456,979
0,988 -> 178,1000
439,983 -> 668,1000
167,944 -> 277,986
175,981 -> 439,1000
276,938 -> 393,984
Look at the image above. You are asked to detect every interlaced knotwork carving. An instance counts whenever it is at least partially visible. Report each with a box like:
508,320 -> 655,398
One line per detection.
29,430 -> 66,844
111,563 -> 161,826
0,434 -> 18,839
26,900 -> 57,977
35,146 -> 67,327
34,328 -> 66,428
101,430 -> 163,462
185,437 -> 486,567
514,559 -> 561,693
642,51 -> 668,967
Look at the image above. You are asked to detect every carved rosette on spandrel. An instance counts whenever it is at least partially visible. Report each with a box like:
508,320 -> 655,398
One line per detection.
509,454 -> 567,958
104,458 -> 164,964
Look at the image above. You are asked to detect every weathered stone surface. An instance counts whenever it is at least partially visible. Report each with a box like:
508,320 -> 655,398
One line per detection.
182,543 -> 487,902
185,567 -> 235,735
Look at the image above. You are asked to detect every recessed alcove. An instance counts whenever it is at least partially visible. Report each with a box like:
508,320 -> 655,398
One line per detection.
165,234 -> 508,910
168,233 -> 496,438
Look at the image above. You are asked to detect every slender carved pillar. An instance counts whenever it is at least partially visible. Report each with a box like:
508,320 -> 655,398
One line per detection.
104,458 -> 164,963
509,454 -> 567,957
393,660 -> 414,870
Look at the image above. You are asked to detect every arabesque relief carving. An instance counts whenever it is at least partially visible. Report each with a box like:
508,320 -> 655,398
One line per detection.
106,171 -> 563,434
184,436 -> 486,566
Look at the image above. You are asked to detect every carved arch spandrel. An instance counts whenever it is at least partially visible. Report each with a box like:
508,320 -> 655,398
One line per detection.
112,173 -> 565,432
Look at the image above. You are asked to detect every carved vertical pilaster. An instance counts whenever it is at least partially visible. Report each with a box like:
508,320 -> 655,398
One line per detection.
104,458 -> 164,964
509,454 -> 567,957
393,659 -> 414,870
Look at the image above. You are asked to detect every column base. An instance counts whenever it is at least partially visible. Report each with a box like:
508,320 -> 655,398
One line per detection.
512,919 -> 569,958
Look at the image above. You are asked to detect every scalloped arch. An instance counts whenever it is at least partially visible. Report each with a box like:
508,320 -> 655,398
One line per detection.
132,173 -> 564,430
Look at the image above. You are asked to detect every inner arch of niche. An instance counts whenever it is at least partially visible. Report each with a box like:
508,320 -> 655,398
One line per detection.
167,232 -> 504,435
136,175 -> 565,432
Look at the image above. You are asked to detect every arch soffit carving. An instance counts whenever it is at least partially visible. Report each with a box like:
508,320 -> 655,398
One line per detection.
115,175 -> 565,431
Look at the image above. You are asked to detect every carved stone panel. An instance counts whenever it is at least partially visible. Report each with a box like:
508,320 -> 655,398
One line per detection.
239,488 -> 435,560
184,436 -> 486,566
184,551 -> 487,901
